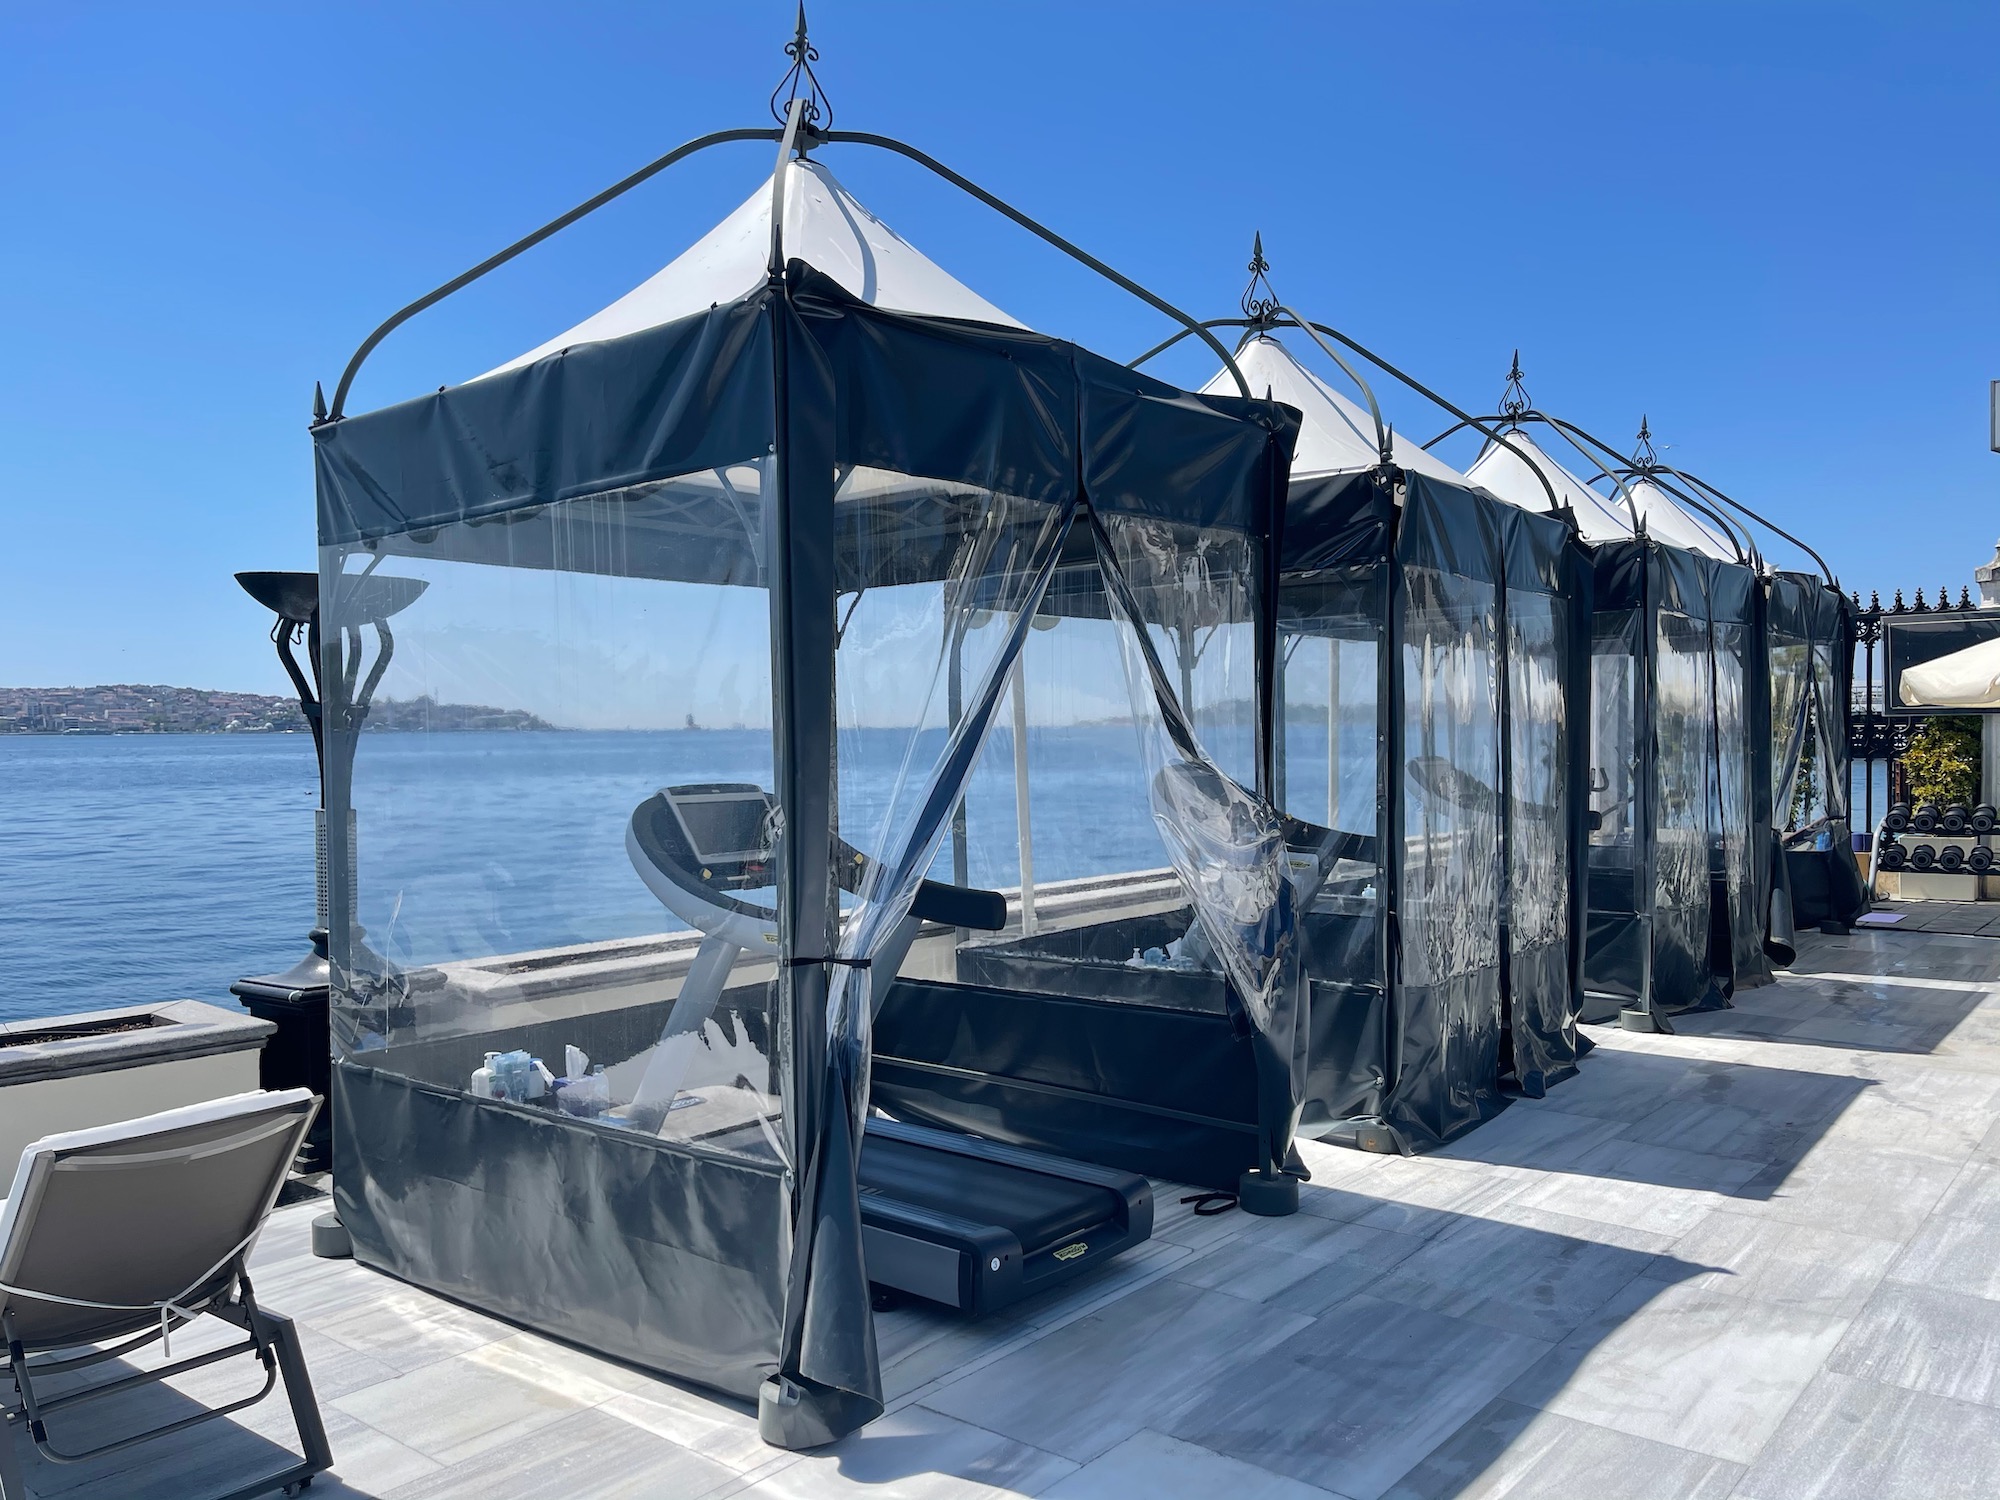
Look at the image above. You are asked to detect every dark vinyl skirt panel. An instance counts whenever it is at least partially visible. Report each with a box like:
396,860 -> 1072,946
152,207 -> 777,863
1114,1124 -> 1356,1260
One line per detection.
332,1063 -> 789,1401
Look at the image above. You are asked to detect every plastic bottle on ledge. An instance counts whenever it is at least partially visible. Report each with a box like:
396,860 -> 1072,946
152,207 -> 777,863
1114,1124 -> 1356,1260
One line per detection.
470,1053 -> 501,1100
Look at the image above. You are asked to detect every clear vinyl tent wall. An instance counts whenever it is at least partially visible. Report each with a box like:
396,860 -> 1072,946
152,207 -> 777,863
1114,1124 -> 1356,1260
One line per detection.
1459,412 -> 1808,1024
312,117 -> 1300,1451
1277,471 -> 1590,1148
1134,301 -> 1594,1154
1757,571 -> 1863,930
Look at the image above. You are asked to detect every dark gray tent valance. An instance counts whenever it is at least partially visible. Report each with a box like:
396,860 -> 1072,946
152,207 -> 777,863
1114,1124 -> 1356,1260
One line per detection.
317,264 -> 1296,554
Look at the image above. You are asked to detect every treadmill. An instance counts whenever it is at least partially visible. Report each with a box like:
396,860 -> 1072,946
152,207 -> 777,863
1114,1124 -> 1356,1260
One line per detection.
626,782 -> 1153,1316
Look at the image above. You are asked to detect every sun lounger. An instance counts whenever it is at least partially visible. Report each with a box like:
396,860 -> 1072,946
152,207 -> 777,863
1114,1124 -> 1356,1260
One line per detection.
0,1089 -> 331,1499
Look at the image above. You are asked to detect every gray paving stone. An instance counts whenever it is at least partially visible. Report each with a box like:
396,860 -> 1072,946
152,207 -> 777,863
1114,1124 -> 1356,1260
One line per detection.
1829,1281 -> 2000,1406
1503,1139 -> 1757,1239
1042,1431 -> 1348,1500
1162,1293 -> 1552,1500
1364,1209 -> 1660,1340
1176,1214 -> 1421,1307
739,1404 -> 1078,1500
1504,1277 -> 1852,1464
332,1344 -> 593,1466
1430,1101 -> 1629,1170
1734,1369 -> 2000,1499
388,1405 -> 739,1499
920,1276 -> 1310,1464
1651,1208 -> 1901,1318
1928,1155 -> 2000,1227
1379,1397 -> 1743,1500
1613,1062 -> 1864,1165
1886,1210 -> 2000,1299
1730,1141 -> 1962,1240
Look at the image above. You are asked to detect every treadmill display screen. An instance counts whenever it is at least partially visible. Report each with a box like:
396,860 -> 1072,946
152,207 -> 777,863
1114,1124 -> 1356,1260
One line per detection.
669,790 -> 771,865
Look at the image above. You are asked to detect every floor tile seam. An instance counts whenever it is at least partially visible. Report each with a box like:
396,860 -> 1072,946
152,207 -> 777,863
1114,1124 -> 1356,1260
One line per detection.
1380,1399 -> 1735,1500
1808,1362 -> 2000,1429
889,1404 -> 1081,1493
1357,1263 -> 1618,1344
1683,1200 -> 1915,1252
1120,1427 -> 1366,1500
450,1355 -> 630,1418
692,1448 -> 810,1499
586,1385 -> 770,1465
309,1318 -> 510,1372
1880,1258 -> 2000,1301
325,1343 -> 621,1444
881,1252 -> 1192,1414
1879,1052 -> 2000,1086
1647,1042 -> 1883,1079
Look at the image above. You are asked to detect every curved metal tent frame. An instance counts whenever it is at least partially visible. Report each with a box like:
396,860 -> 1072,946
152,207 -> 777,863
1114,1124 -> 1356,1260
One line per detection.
1123,252 -> 1599,1151
1128,312 -> 1568,518
323,116 -> 1253,425
1426,408 -> 1757,564
310,35 -> 1320,1456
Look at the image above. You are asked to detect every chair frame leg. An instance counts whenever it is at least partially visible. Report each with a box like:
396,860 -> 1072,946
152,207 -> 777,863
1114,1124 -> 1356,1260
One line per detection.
1,1274 -> 333,1500
0,1408 -> 26,1500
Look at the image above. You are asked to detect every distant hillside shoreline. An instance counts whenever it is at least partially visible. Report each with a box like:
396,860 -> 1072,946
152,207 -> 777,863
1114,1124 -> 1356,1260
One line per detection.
0,686 -> 553,735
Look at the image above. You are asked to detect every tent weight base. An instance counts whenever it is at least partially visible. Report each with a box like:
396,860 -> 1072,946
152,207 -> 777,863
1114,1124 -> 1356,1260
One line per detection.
1237,1168 -> 1299,1217
1618,1008 -> 1658,1034
310,1212 -> 352,1260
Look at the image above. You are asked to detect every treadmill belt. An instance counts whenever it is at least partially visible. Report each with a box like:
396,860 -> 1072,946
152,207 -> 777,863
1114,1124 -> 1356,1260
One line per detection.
858,1133 -> 1119,1251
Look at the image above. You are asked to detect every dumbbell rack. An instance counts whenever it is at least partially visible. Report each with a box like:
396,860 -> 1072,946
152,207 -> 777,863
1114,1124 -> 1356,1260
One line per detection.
1872,801 -> 1999,895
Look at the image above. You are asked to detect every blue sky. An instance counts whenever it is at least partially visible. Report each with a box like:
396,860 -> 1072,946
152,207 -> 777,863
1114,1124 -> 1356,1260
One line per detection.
2,1 -> 1995,694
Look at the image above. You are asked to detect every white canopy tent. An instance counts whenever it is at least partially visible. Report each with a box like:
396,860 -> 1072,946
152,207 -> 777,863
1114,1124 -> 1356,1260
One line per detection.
1200,335 -> 1464,483
477,152 -> 1051,943
1462,428 -> 1636,540
486,158 -> 1022,379
1464,429 -> 1737,561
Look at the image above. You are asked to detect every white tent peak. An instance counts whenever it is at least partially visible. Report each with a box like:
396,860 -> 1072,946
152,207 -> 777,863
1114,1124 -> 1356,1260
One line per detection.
1462,427 -> 1636,542
484,157 -> 1023,379
1462,427 -> 1741,561
1622,476 -> 1740,562
1200,335 -> 1465,484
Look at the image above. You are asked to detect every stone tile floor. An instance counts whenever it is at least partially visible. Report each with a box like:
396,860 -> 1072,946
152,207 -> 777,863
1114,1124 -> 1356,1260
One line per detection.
36,923 -> 2000,1498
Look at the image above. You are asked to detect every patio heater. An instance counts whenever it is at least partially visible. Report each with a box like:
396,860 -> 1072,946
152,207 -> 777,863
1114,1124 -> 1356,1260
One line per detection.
230,568 -> 423,1172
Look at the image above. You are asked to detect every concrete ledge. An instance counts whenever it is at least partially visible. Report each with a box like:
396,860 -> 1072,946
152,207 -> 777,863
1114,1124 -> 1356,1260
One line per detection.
0,999 -> 274,1087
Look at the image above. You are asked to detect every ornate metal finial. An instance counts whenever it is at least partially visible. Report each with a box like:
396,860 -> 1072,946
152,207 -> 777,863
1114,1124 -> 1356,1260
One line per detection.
1633,415 -> 1657,468
770,3 -> 833,134
1240,232 -> 1281,325
1499,351 -> 1531,424
1963,586 -> 1976,609
311,381 -> 328,425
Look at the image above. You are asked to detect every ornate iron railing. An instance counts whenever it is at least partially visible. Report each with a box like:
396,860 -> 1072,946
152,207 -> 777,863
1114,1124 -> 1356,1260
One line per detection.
1849,583 -> 1981,830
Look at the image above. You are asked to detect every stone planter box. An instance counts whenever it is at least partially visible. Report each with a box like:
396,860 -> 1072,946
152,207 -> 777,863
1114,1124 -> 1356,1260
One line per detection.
0,1000 -> 273,1180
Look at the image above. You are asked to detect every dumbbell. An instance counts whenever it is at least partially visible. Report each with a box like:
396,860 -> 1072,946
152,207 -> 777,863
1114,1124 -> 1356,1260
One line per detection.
1911,842 -> 1939,870
1941,844 -> 1966,872
1974,804 -> 1997,834
1884,802 -> 1912,833
1943,803 -> 1970,834
1911,802 -> 1941,833
1877,839 -> 1907,871
1970,845 -> 1995,874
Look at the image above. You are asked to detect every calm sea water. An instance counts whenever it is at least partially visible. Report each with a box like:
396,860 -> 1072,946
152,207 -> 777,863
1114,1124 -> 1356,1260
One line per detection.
0,735 -> 322,1023
0,726 -> 1377,1022
0,731 -> 1881,1024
